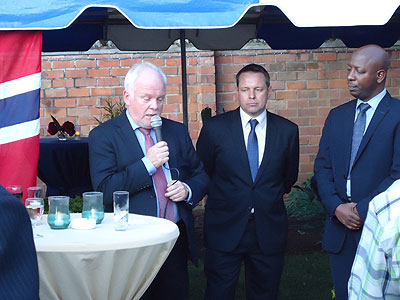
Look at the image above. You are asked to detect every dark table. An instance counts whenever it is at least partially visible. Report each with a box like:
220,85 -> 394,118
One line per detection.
37,138 -> 93,198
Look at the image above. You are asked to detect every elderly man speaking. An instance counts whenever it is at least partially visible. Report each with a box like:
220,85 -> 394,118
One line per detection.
89,62 -> 209,300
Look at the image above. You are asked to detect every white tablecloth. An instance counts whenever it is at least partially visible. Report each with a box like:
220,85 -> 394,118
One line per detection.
34,213 -> 179,300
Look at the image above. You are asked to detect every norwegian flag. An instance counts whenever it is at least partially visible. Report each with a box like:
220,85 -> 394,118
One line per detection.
0,31 -> 42,202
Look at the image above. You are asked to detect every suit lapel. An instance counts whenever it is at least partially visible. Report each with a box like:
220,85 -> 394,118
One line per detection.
353,93 -> 391,167
254,111 -> 275,184
343,101 -> 357,175
115,113 -> 145,160
229,108 -> 254,183
162,121 -> 179,181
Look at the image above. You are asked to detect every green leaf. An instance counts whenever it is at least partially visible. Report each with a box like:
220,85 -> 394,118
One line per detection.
50,114 -> 63,132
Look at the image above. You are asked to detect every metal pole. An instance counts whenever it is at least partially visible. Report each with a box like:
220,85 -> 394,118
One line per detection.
180,29 -> 188,129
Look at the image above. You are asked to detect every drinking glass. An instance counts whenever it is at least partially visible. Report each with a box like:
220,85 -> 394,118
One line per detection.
47,196 -> 71,230
82,191 -> 104,224
113,191 -> 129,231
25,198 -> 44,238
27,186 -> 43,199
6,185 -> 23,202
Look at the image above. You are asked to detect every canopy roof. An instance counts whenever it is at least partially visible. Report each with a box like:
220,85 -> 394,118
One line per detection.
1,0 -> 400,51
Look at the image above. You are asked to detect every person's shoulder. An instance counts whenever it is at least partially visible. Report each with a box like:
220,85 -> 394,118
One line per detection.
203,109 -> 238,126
89,114 -> 126,137
0,186 -> 26,214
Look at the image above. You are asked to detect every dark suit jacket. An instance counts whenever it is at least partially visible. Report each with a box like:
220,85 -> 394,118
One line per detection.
314,92 -> 400,253
0,185 -> 39,300
196,108 -> 299,254
88,112 -> 209,261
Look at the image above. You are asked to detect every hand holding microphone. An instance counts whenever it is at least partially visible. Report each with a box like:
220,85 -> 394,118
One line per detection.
145,115 -> 169,168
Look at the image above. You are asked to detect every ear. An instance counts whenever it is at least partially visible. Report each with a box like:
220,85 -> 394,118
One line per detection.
377,69 -> 386,84
123,90 -> 130,105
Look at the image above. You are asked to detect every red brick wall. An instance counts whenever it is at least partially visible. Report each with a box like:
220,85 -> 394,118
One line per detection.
40,46 -> 400,183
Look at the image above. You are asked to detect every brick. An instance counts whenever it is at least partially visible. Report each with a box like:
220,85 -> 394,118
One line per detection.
98,60 -> 119,68
297,71 -> 318,80
65,69 -> 87,78
42,61 -> 52,69
163,66 -> 179,75
290,117 -> 310,126
278,109 -> 297,118
307,80 -> 328,89
54,98 -> 76,108
162,103 -> 181,113
232,56 -> 253,64
45,89 -> 67,98
111,68 -> 129,77
144,58 -> 165,66
199,66 -> 215,74
45,108 -> 67,118
329,79 -> 348,89
254,54 -> 275,63
42,70 -> 64,79
67,107 -> 90,117
300,126 -> 321,135
307,62 -> 324,71
53,60 -> 74,69
120,58 -> 142,67
166,95 -> 182,104
77,97 -> 98,106
276,54 -> 296,62
53,79 -> 74,88
220,65 -> 241,75
198,74 -> 215,84
41,79 -> 52,89
40,99 -> 52,108
215,56 -> 233,64
188,57 -> 198,65
199,56 -> 214,65
319,90 -> 340,99
166,85 -> 180,94
276,72 -> 296,81
269,63 -> 286,72
287,99 -> 307,108
75,78 -> 97,87
287,62 -> 306,71
68,88 -> 90,97
287,81 -> 306,90
88,69 -> 110,77
298,90 -> 318,99
91,88 -> 113,96
316,53 -> 337,61
98,78 -> 121,87
275,91 -> 297,100
75,60 -> 97,68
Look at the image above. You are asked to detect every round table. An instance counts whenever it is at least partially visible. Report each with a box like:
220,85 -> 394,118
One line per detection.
34,213 -> 179,300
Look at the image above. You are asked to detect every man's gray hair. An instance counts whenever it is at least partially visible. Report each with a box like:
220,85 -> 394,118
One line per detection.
124,62 -> 167,93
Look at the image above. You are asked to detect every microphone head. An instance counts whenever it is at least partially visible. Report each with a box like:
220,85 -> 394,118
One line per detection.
150,115 -> 162,128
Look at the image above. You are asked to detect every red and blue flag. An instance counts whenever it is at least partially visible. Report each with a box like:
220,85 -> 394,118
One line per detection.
0,31 -> 42,202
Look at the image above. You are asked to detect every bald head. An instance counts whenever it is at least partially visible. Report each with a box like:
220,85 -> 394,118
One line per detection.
347,44 -> 389,101
353,44 -> 390,72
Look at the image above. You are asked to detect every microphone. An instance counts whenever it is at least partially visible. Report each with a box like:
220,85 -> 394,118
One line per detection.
150,115 -> 163,142
151,114 -> 180,182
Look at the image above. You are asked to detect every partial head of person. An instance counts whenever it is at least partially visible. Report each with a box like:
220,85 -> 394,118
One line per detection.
123,62 -> 167,129
236,63 -> 272,118
347,44 -> 389,101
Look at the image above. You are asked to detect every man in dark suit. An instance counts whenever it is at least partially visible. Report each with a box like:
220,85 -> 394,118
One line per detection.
0,185 -> 39,300
197,64 -> 299,299
313,44 -> 400,300
89,62 -> 209,300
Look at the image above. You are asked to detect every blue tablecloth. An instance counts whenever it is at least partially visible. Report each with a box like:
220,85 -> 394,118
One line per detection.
37,138 -> 93,198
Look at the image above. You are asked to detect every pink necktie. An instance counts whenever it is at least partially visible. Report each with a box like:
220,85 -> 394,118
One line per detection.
138,128 -> 175,222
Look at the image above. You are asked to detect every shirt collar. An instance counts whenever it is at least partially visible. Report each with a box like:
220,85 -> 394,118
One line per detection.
239,107 -> 267,129
126,110 -> 141,131
357,88 -> 386,111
